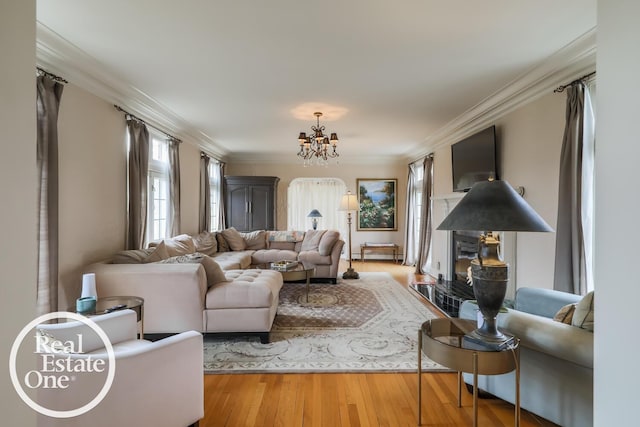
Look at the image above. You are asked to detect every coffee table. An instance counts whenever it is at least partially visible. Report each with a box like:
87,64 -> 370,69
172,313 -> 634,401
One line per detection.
258,263 -> 315,302
418,318 -> 520,427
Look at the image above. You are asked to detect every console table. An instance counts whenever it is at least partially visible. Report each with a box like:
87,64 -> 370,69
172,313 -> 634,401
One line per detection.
360,242 -> 399,263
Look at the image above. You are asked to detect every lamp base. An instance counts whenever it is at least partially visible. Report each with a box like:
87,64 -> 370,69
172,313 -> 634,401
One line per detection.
342,268 -> 359,280
463,329 -> 515,351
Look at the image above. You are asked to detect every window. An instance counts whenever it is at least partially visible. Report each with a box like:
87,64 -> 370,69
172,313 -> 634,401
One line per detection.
148,133 -> 169,242
287,178 -> 347,237
208,160 -> 222,231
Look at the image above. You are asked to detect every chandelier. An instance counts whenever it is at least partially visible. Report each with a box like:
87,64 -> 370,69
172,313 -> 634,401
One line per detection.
297,112 -> 339,166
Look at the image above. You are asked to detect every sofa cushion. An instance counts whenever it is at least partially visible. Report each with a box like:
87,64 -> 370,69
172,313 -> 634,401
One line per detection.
206,269 -> 282,309
163,234 -> 197,257
267,241 -> 296,251
298,250 -> 331,266
157,253 -> 227,287
252,249 -> 299,265
267,230 -> 305,243
241,230 -> 266,250
553,303 -> 577,325
301,229 -> 326,251
192,231 -> 218,256
221,227 -> 247,251
572,291 -> 594,332
211,250 -> 254,270
216,233 -> 230,252
112,248 -> 154,264
318,230 -> 340,256
143,241 -> 170,263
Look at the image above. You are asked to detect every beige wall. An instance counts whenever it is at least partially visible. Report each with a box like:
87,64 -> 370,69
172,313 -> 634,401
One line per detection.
57,84 -> 126,309
430,91 -> 565,290
226,161 -> 407,259
0,0 -> 37,424
56,84 -> 202,309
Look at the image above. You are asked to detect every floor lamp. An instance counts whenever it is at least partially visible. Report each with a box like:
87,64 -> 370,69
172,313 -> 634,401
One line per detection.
339,191 -> 359,279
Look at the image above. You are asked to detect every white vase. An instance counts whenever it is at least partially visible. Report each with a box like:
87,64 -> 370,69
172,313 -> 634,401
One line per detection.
81,273 -> 97,299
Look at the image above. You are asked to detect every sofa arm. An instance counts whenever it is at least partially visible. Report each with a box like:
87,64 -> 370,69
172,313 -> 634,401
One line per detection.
500,309 -> 593,369
514,287 -> 582,318
86,262 -> 207,333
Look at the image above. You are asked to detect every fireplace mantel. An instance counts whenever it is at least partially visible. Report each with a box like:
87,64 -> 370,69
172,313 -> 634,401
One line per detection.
430,192 -> 518,301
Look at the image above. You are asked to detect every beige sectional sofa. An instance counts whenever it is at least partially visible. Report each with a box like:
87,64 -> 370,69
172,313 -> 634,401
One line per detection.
85,228 -> 344,342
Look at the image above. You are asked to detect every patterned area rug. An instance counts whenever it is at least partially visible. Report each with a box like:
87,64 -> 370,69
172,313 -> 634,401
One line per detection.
203,272 -> 447,373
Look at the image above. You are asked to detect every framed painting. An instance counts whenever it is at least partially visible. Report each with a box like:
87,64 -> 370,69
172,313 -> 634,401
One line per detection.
356,178 -> 397,231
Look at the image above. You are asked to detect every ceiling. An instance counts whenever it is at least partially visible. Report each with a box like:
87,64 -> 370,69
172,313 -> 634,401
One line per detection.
36,1 -> 597,164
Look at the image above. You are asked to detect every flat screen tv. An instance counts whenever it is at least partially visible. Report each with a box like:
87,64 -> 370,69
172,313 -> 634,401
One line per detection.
451,125 -> 498,192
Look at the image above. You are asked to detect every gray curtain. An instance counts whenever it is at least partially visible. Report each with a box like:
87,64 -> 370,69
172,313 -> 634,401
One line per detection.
36,75 -> 64,315
415,155 -> 434,274
167,138 -> 181,237
199,153 -> 211,232
126,119 -> 149,250
403,160 -> 421,265
553,82 -> 594,295
213,160 -> 226,230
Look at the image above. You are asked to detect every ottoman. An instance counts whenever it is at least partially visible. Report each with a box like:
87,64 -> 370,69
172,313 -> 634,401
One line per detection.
203,269 -> 283,342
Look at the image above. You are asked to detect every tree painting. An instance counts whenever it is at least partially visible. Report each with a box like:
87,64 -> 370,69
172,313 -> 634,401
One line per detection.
356,179 -> 397,231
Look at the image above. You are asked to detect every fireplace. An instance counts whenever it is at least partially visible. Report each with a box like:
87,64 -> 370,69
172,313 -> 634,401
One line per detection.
451,230 -> 482,282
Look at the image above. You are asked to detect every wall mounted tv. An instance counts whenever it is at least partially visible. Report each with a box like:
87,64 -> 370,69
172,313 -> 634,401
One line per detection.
451,125 -> 498,192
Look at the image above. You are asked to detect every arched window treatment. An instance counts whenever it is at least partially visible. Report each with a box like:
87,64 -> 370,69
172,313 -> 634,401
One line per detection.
287,178 -> 348,238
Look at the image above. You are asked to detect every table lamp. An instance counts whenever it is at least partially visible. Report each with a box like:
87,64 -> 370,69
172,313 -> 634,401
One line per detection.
339,191 -> 360,279
307,209 -> 323,230
437,179 -> 553,348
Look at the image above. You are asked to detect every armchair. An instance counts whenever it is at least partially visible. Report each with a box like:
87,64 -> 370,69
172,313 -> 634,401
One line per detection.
36,309 -> 203,427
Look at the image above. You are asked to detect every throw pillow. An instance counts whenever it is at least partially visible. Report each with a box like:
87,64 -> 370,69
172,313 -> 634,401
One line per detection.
157,253 -> 228,287
241,230 -> 266,250
301,229 -> 326,251
572,291 -> 594,332
112,248 -> 153,264
192,230 -> 218,256
221,227 -> 247,251
143,241 -> 170,263
318,230 -> 340,256
163,234 -> 197,257
553,303 -> 577,325
216,233 -> 230,252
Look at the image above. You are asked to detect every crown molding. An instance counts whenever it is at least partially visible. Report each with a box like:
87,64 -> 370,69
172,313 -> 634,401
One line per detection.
35,22 -> 228,160
407,27 -> 597,162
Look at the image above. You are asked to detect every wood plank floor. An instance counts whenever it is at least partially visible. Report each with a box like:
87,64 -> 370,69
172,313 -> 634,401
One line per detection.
202,260 -> 557,427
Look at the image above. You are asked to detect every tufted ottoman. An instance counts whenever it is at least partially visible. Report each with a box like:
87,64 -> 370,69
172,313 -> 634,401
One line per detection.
203,269 -> 283,343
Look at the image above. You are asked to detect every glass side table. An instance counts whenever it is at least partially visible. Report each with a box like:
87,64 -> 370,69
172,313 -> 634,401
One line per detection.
418,318 -> 520,427
69,296 -> 144,338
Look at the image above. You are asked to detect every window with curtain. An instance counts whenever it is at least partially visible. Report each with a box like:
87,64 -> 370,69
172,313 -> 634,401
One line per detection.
404,160 -> 424,265
147,132 -> 169,242
287,178 -> 347,236
208,160 -> 222,231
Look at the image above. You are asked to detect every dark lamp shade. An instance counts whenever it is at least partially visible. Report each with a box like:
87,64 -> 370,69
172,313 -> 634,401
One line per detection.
307,209 -> 323,218
437,180 -> 553,232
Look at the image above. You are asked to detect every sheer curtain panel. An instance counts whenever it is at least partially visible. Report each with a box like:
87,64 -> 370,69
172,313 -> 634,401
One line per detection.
287,178 -> 347,237
199,153 -> 211,232
403,160 -> 421,265
211,160 -> 226,230
126,119 -> 149,250
36,74 -> 64,315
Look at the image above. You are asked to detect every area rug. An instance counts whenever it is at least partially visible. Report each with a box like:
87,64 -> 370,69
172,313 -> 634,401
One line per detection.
203,272 -> 448,373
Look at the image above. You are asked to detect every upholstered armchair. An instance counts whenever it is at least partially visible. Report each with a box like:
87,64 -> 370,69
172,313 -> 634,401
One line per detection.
36,309 -> 203,427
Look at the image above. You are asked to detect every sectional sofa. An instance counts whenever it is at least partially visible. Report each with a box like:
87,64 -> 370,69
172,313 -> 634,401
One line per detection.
85,228 -> 345,341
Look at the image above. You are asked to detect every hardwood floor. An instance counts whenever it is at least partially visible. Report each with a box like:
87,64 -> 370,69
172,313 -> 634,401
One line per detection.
202,260 -> 556,426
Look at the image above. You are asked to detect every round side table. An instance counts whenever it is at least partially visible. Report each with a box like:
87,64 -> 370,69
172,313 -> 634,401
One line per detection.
417,318 -> 520,427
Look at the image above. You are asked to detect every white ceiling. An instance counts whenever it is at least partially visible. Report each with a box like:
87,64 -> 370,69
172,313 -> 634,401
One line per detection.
36,1 -> 597,164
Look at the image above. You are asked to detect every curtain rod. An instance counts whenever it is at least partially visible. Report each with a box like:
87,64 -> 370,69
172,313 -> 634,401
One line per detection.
36,67 -> 68,84
200,151 -> 224,164
114,105 -> 181,142
553,71 -> 596,93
